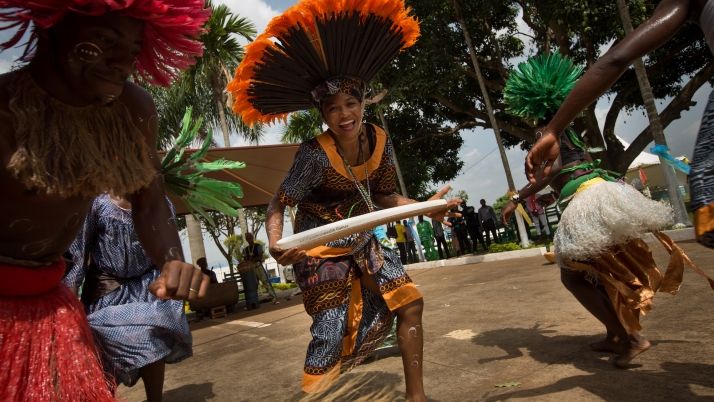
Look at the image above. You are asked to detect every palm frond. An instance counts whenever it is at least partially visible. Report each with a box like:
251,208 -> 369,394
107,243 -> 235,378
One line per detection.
281,109 -> 323,143
196,159 -> 247,172
149,2 -> 264,148
162,108 -> 246,228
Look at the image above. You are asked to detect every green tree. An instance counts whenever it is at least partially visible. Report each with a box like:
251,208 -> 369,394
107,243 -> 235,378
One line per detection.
281,109 -> 323,143
384,0 -> 713,174
366,100 -> 464,199
615,0 -> 688,225
518,0 -> 713,172
183,0 -> 261,146
244,206 -> 267,236
146,3 -> 265,267
199,212 -> 241,271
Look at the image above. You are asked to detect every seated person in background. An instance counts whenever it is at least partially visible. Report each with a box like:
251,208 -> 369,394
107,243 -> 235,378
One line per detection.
197,257 -> 219,284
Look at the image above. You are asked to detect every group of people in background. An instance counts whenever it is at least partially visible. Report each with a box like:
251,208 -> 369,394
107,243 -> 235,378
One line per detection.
389,198 -> 510,264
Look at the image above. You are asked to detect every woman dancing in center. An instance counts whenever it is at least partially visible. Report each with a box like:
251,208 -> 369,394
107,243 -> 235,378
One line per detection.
226,1 -> 459,399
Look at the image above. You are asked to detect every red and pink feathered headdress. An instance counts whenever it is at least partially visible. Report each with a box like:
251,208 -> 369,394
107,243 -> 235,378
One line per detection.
0,0 -> 211,86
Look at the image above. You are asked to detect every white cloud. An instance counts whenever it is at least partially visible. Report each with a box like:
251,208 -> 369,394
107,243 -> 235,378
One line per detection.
463,147 -> 482,159
217,0 -> 279,34
0,58 -> 12,74
443,127 -> 530,205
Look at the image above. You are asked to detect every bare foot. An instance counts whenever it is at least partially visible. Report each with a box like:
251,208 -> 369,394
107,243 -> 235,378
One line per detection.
614,336 -> 651,368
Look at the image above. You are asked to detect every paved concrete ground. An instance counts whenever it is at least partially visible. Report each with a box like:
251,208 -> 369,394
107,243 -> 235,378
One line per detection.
119,241 -> 714,401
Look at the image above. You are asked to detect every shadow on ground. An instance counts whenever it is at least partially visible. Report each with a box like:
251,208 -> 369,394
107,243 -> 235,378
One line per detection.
156,382 -> 215,402
472,325 -> 710,401
286,371 -> 409,402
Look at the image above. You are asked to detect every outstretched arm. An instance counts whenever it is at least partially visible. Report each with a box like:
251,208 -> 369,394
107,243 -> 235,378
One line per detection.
266,194 -> 307,266
374,185 -> 462,224
126,84 -> 208,301
503,160 -> 560,225
526,0 -> 693,181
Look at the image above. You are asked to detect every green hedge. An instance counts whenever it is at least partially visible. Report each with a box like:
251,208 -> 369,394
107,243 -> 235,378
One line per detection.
272,283 -> 298,290
488,242 -> 522,253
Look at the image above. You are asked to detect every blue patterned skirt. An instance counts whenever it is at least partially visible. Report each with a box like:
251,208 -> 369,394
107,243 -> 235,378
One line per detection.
85,269 -> 192,386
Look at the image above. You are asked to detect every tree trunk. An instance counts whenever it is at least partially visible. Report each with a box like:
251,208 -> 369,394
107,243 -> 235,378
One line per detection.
215,89 -> 250,240
378,108 -> 409,198
185,214 -> 207,264
616,0 -> 691,226
452,0 -> 529,248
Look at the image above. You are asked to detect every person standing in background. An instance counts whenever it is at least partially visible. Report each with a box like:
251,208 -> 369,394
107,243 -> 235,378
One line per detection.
479,199 -> 500,247
416,216 -> 438,261
449,211 -> 471,255
431,218 -> 451,259
463,202 -> 487,252
404,219 -> 419,263
395,221 -> 408,264
244,233 -> 278,304
526,194 -> 551,239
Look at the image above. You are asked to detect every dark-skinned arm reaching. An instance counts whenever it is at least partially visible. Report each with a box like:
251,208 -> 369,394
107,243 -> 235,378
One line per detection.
127,85 -> 209,301
504,158 -> 562,225
525,0 -> 698,182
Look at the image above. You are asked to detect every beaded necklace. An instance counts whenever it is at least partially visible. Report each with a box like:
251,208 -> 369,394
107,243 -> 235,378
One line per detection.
334,128 -> 376,213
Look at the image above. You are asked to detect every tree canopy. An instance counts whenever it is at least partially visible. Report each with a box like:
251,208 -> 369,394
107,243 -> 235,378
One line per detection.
379,0 -> 713,175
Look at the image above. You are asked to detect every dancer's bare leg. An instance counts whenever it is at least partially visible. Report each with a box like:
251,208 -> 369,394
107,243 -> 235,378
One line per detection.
560,269 -> 650,365
139,359 -> 166,402
395,299 -> 426,402
614,313 -> 651,368
560,269 -> 629,351
361,274 -> 426,402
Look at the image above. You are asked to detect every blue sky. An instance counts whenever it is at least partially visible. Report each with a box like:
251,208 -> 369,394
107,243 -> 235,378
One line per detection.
0,0 -> 707,268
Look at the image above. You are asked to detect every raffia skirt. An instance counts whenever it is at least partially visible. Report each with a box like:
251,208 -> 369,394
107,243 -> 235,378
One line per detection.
0,261 -> 115,401
555,179 -> 714,334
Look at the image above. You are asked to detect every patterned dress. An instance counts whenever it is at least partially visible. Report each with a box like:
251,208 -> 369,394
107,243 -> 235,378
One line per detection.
278,124 -> 422,393
692,0 -> 714,247
63,194 -> 192,386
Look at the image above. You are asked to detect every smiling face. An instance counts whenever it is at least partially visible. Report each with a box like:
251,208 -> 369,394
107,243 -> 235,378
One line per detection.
320,92 -> 365,141
42,12 -> 144,105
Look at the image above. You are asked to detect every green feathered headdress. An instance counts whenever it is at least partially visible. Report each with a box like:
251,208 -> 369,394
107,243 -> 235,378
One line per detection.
162,108 -> 246,227
503,53 -> 583,126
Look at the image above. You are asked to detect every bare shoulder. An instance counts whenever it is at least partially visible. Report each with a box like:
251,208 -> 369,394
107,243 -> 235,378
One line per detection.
0,71 -> 17,111
0,72 -> 19,153
119,81 -> 159,142
120,81 -> 157,119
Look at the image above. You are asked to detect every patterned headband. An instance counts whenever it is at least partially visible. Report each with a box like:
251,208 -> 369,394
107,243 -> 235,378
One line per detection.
311,77 -> 367,105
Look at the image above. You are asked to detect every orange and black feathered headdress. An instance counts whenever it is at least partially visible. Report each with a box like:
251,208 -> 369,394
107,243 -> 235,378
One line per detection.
0,0 -> 210,86
226,0 -> 420,126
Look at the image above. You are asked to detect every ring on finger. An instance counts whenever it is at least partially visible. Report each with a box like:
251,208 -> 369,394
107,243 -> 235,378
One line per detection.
189,287 -> 198,293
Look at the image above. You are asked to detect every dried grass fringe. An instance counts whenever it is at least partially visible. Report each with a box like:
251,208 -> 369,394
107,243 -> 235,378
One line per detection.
7,72 -> 156,197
